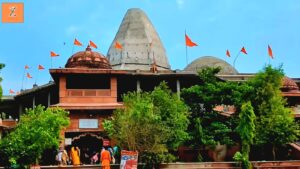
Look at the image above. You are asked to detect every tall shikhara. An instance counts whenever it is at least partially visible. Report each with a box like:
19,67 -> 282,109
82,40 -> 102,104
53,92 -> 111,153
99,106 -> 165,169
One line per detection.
107,8 -> 170,70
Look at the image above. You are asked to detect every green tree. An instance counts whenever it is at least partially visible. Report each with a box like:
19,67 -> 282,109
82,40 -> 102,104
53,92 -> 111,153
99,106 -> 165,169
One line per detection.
103,82 -> 189,166
249,65 -> 299,160
0,105 -> 70,167
181,67 -> 252,148
235,101 -> 256,169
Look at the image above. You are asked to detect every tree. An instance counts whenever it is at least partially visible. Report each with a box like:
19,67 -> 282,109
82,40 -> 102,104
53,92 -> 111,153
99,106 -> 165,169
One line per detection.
0,105 -> 70,167
249,65 -> 300,160
181,67 -> 252,148
235,101 -> 256,169
103,82 -> 189,166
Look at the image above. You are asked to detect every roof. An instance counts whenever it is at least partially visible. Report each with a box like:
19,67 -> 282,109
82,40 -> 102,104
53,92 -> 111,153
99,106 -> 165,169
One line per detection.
107,8 -> 170,70
16,81 -> 55,97
185,56 -> 238,75
50,68 -> 199,77
65,46 -> 112,69
0,95 -> 14,101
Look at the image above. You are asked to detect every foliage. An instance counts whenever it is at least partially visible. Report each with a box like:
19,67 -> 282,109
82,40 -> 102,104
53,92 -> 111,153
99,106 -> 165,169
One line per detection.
0,105 -> 70,166
103,82 -> 189,166
235,102 -> 255,169
249,65 -> 300,160
233,151 -> 252,169
181,67 -> 253,148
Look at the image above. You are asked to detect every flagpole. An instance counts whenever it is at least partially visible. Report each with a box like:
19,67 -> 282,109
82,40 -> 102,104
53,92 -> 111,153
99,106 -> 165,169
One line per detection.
233,51 -> 241,69
21,68 -> 25,90
185,29 -> 188,66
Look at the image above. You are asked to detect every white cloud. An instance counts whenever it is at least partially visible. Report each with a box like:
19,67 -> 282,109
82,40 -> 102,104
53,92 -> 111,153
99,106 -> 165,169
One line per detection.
176,0 -> 185,9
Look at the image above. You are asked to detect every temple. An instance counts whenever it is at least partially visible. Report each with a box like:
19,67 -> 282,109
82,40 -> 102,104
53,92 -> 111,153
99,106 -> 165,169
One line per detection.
1,8 -> 300,162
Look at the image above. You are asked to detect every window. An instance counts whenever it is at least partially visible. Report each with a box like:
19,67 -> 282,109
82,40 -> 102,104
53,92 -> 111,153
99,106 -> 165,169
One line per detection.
66,74 -> 110,89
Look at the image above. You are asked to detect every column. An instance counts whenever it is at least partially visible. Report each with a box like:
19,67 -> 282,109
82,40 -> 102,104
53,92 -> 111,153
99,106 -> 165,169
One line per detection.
33,96 -> 35,108
176,79 -> 181,98
137,80 -> 141,92
47,92 -> 51,107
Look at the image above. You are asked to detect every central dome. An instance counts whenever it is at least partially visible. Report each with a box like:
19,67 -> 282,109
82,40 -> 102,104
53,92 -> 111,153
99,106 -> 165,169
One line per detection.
184,56 -> 238,75
65,46 -> 111,69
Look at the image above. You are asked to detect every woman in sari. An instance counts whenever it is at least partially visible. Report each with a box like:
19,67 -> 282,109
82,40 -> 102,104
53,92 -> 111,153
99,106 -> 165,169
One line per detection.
70,146 -> 81,165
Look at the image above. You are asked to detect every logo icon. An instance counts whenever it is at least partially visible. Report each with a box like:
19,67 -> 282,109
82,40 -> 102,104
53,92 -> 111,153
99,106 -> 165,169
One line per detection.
2,2 -> 24,23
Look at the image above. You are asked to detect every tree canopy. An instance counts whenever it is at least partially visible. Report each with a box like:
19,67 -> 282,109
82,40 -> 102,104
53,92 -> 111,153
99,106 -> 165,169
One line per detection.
235,101 -> 256,169
103,82 -> 189,165
0,105 -> 70,166
248,65 -> 299,160
181,67 -> 252,147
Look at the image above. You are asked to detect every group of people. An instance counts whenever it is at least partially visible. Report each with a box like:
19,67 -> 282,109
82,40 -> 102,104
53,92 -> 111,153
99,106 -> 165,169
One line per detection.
56,145 -> 120,168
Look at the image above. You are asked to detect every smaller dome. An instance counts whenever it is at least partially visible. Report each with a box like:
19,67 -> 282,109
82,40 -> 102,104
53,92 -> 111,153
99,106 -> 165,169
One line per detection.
65,46 -> 112,69
281,76 -> 299,92
184,56 -> 238,75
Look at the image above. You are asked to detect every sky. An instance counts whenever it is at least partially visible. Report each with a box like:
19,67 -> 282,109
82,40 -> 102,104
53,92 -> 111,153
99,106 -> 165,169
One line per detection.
1,0 -> 300,95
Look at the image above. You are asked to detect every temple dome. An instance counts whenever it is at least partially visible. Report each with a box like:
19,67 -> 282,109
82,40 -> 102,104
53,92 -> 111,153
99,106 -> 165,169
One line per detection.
65,46 -> 112,69
184,56 -> 238,75
281,76 -> 299,92
107,8 -> 170,70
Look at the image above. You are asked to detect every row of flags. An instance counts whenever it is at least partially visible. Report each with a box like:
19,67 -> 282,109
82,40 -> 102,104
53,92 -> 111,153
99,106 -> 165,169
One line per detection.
9,35 -> 274,95
185,34 -> 274,59
50,39 -> 124,58
10,38 -> 124,95
9,64 -> 45,95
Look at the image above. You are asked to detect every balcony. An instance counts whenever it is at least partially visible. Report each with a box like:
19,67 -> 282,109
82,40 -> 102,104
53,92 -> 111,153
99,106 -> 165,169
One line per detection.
66,89 -> 111,97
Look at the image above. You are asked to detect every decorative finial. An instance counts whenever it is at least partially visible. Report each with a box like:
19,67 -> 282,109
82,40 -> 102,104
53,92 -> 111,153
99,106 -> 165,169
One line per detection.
86,45 -> 92,51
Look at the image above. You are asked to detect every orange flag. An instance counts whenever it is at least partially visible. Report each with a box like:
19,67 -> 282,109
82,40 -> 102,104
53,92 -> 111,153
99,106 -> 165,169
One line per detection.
241,47 -> 247,54
89,40 -> 97,49
185,34 -> 198,47
114,42 -> 123,49
268,45 -> 274,59
25,65 -> 29,69
38,65 -> 45,70
9,89 -> 15,94
26,73 -> 32,79
50,51 -> 59,57
226,50 -> 231,57
74,38 -> 83,46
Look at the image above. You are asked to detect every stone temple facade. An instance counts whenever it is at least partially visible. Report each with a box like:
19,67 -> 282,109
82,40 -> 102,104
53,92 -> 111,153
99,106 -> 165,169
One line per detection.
107,8 -> 170,70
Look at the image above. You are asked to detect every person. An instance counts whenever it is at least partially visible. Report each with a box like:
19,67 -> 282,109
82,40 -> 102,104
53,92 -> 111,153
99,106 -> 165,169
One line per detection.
91,152 -> 99,164
61,149 -> 69,166
56,147 -> 63,166
108,146 -> 115,164
101,147 -> 111,169
70,146 -> 81,165
113,145 -> 121,164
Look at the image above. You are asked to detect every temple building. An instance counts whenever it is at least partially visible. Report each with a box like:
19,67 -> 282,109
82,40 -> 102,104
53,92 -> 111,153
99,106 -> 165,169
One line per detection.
1,8 -> 300,162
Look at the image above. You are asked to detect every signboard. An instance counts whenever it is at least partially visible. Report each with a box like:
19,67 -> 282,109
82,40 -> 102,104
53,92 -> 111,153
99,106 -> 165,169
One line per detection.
103,139 -> 110,146
79,119 -> 98,129
120,150 -> 138,169
65,138 -> 72,145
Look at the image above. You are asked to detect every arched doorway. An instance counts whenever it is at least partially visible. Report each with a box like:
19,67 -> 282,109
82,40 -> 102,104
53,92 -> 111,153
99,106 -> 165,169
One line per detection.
71,133 -> 103,164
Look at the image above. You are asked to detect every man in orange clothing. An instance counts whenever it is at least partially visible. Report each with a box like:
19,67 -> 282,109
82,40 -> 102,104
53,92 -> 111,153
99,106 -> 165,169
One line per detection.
101,147 -> 111,169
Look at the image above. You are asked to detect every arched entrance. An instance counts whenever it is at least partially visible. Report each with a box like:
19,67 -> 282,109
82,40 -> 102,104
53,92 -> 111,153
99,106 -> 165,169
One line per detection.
70,133 -> 103,164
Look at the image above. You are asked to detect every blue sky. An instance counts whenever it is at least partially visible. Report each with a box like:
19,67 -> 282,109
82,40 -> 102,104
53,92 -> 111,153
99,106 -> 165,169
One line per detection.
1,0 -> 300,95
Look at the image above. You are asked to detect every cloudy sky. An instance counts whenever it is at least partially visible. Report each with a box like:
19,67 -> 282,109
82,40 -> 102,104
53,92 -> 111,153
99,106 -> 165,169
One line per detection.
1,0 -> 300,94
